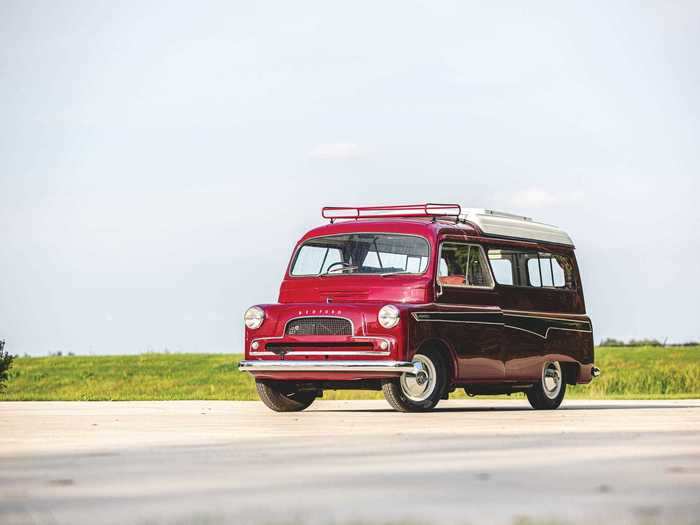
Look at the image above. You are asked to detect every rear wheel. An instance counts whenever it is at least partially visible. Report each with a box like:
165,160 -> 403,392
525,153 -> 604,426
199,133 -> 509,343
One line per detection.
382,350 -> 448,412
255,381 -> 317,412
527,361 -> 566,410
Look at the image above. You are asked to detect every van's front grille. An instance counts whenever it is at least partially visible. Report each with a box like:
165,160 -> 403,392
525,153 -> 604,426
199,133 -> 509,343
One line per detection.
285,317 -> 352,336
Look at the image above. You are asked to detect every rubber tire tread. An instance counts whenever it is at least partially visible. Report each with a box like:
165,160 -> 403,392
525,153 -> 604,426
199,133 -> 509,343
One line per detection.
382,350 -> 447,412
255,381 -> 316,412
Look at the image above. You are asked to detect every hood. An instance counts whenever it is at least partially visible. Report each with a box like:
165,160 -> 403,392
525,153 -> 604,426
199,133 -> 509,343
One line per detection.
278,274 -> 433,304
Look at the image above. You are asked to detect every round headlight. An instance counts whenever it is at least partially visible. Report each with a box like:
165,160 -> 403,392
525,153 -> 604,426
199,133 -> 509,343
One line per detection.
378,304 -> 400,329
244,306 -> 265,330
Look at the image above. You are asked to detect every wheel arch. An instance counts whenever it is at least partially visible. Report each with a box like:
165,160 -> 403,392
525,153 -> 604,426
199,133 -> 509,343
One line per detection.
414,337 -> 457,384
543,354 -> 581,386
559,361 -> 580,385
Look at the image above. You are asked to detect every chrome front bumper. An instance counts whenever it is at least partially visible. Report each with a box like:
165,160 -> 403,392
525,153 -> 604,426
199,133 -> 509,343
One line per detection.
239,360 -> 418,374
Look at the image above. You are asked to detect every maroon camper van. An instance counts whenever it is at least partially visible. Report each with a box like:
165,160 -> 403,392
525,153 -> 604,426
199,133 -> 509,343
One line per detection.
240,204 -> 599,412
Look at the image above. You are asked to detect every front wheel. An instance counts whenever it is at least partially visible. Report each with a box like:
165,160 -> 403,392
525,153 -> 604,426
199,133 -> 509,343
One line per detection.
382,350 -> 448,412
255,381 -> 317,412
527,361 -> 566,410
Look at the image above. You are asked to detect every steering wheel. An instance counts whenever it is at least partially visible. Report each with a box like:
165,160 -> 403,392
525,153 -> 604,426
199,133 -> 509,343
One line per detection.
326,261 -> 353,273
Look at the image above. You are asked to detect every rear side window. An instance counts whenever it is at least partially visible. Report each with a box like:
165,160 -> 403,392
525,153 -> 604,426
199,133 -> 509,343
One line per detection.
488,249 -> 576,289
527,257 -> 541,286
487,250 -> 517,286
552,257 -> 567,287
551,254 -> 576,288
526,255 -> 554,287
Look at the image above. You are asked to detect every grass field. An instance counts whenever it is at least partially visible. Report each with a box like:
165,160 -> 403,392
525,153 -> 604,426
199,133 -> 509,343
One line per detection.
1,346 -> 699,401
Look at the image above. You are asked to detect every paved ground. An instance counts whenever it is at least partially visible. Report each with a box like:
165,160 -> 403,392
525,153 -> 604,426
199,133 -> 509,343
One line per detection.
2,399 -> 700,525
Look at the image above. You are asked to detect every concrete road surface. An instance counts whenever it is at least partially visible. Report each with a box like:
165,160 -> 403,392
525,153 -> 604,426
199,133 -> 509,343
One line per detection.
2,399 -> 700,525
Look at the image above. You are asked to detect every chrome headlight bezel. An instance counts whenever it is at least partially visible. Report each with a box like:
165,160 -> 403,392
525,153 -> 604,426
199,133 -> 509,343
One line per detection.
378,304 -> 401,329
244,306 -> 265,330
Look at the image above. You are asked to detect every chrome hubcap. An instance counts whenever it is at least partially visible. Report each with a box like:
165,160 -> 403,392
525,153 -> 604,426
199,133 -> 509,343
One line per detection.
542,361 -> 562,400
400,354 -> 437,402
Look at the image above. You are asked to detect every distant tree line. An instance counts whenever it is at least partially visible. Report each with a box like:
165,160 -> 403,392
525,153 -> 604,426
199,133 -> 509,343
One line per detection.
600,338 -> 699,347
0,340 -> 15,390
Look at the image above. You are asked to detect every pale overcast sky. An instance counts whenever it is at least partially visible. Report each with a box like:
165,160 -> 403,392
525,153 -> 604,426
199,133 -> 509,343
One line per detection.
1,1 -> 699,355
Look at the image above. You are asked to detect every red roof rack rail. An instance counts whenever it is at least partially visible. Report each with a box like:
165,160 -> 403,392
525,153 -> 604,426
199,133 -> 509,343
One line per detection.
322,203 -> 461,220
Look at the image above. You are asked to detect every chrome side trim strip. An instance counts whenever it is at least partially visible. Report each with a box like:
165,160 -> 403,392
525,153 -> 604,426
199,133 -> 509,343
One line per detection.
239,360 -> 417,374
502,309 -> 590,318
409,319 -> 504,325
502,312 -> 592,323
411,311 -> 504,326
416,304 -> 589,318
505,324 -> 592,340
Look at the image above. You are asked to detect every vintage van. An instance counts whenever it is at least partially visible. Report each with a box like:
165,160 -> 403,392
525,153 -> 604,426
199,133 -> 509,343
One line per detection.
239,204 -> 598,412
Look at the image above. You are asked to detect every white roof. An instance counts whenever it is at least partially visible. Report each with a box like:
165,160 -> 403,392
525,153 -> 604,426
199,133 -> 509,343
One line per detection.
459,208 -> 574,246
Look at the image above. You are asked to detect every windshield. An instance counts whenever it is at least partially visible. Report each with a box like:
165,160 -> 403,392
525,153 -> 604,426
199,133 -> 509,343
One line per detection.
290,233 -> 430,276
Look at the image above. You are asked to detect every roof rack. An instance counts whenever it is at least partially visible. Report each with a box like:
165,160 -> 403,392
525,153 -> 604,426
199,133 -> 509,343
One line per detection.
319,204 -> 574,245
322,203 -> 461,221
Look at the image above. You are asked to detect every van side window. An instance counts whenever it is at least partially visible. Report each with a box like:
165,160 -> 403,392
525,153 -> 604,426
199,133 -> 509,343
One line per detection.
439,243 -> 494,288
487,250 -> 517,285
488,249 -> 576,289
541,257 -> 554,287
552,254 -> 576,288
552,257 -> 566,287
527,257 -> 542,286
526,254 -> 554,287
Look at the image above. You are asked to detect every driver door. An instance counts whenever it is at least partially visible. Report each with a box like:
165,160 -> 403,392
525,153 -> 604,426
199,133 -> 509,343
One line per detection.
435,242 -> 504,381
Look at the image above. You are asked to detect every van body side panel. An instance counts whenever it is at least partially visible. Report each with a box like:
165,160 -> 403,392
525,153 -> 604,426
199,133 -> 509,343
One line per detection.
486,246 -> 593,381
502,310 -> 594,380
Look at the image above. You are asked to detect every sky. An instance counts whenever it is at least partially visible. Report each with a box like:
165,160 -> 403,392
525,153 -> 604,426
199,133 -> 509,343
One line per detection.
1,1 -> 699,355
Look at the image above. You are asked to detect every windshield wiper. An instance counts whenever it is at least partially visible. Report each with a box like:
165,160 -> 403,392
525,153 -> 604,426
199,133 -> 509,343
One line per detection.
380,271 -> 410,277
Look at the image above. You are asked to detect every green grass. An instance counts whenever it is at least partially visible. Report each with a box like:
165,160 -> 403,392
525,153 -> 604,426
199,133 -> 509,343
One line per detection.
568,346 -> 700,399
0,353 -> 256,401
1,346 -> 699,401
